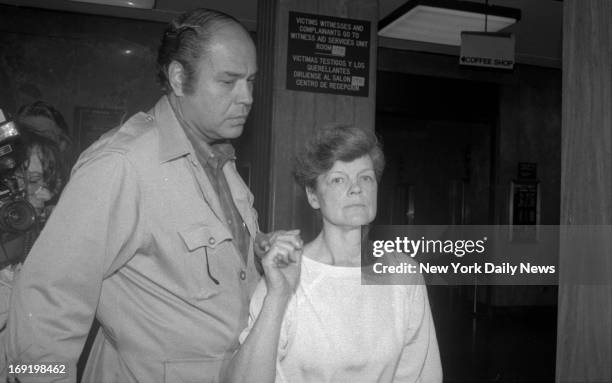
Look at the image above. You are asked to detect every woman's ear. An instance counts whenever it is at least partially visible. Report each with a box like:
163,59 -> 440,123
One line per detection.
168,60 -> 186,97
306,186 -> 320,209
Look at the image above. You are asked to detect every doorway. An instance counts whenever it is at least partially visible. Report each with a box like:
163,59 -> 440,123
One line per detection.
375,71 -> 556,382
376,117 -> 492,226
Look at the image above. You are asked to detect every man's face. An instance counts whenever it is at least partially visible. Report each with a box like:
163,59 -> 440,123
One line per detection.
176,23 -> 257,143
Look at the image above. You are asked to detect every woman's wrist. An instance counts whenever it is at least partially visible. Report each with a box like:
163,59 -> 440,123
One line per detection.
264,289 -> 293,309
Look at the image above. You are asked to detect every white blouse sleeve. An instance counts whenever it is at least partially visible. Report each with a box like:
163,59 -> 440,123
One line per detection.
238,280 -> 266,345
239,280 -> 297,361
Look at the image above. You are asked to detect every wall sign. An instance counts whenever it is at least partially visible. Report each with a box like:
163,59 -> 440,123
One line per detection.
509,162 -> 541,242
517,162 -> 537,179
460,32 -> 515,70
286,11 -> 370,97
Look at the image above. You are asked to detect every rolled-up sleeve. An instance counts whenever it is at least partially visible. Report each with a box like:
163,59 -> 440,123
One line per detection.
6,150 -> 142,382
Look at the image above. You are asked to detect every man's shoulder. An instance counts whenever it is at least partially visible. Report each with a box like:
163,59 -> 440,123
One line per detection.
76,112 -> 160,167
91,112 -> 159,154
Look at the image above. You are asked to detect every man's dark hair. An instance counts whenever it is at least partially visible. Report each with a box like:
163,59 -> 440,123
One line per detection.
157,8 -> 249,94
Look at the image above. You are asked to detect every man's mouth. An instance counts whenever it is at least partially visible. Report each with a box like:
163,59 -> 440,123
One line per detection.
345,203 -> 366,208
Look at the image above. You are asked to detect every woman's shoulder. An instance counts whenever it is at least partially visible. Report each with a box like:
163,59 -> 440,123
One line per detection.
301,241 -> 324,263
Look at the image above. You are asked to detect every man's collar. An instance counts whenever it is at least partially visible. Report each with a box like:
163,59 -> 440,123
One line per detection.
152,96 -> 236,166
191,136 -> 236,170
153,95 -> 192,163
206,142 -> 236,169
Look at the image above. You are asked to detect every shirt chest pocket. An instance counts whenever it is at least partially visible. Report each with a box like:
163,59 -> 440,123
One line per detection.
178,222 -> 233,300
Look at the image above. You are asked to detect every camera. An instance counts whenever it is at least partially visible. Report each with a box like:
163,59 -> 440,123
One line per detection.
0,113 -> 37,234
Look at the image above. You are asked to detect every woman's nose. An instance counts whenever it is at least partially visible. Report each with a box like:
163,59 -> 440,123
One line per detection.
348,180 -> 362,194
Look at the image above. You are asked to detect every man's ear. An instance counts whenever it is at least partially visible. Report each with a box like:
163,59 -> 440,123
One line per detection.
306,186 -> 320,209
168,60 -> 186,97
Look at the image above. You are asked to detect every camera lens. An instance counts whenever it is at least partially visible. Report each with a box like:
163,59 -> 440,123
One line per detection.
0,199 -> 37,232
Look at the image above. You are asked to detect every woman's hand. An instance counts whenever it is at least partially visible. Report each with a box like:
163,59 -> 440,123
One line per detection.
224,230 -> 303,383
257,230 -> 303,298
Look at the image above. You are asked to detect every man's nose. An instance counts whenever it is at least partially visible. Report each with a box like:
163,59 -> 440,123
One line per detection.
236,80 -> 253,106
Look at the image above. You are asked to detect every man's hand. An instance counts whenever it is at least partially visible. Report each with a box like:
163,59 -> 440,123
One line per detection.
256,230 -> 303,297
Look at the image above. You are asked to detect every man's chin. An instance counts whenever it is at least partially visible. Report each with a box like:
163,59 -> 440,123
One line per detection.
222,125 -> 244,139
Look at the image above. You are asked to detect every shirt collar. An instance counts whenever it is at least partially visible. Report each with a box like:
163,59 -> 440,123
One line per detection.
153,95 -> 192,163
208,142 -> 236,169
192,137 -> 236,170
152,96 -> 236,166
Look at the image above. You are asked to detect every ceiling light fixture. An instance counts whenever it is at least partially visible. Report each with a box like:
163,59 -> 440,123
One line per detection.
68,0 -> 155,9
378,0 -> 521,46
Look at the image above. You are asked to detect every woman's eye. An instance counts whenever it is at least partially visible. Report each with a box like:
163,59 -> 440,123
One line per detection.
361,175 -> 374,182
330,177 -> 344,184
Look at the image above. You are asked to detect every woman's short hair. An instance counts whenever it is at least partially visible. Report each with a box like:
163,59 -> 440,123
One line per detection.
19,125 -> 68,196
293,125 -> 385,190
157,8 -> 249,94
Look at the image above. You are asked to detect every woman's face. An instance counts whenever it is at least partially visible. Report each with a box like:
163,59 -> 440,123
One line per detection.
18,146 -> 54,213
307,155 -> 378,229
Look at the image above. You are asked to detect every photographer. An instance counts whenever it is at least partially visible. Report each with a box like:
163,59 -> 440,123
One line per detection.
0,124 -> 68,264
0,117 -> 68,378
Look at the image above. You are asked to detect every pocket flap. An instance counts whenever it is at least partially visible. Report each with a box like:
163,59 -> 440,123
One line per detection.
178,223 -> 232,251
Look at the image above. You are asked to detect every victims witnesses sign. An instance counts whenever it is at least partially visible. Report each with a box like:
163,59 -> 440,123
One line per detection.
286,11 -> 370,97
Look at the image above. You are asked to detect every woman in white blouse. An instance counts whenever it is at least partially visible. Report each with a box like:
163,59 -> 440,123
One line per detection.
227,125 -> 442,383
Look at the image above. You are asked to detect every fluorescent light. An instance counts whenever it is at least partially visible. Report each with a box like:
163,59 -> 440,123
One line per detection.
68,0 -> 155,9
379,0 -> 520,46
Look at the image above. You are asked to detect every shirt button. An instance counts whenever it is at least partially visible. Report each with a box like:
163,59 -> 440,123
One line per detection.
208,237 -> 216,245
227,219 -> 232,225
239,270 -> 246,280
